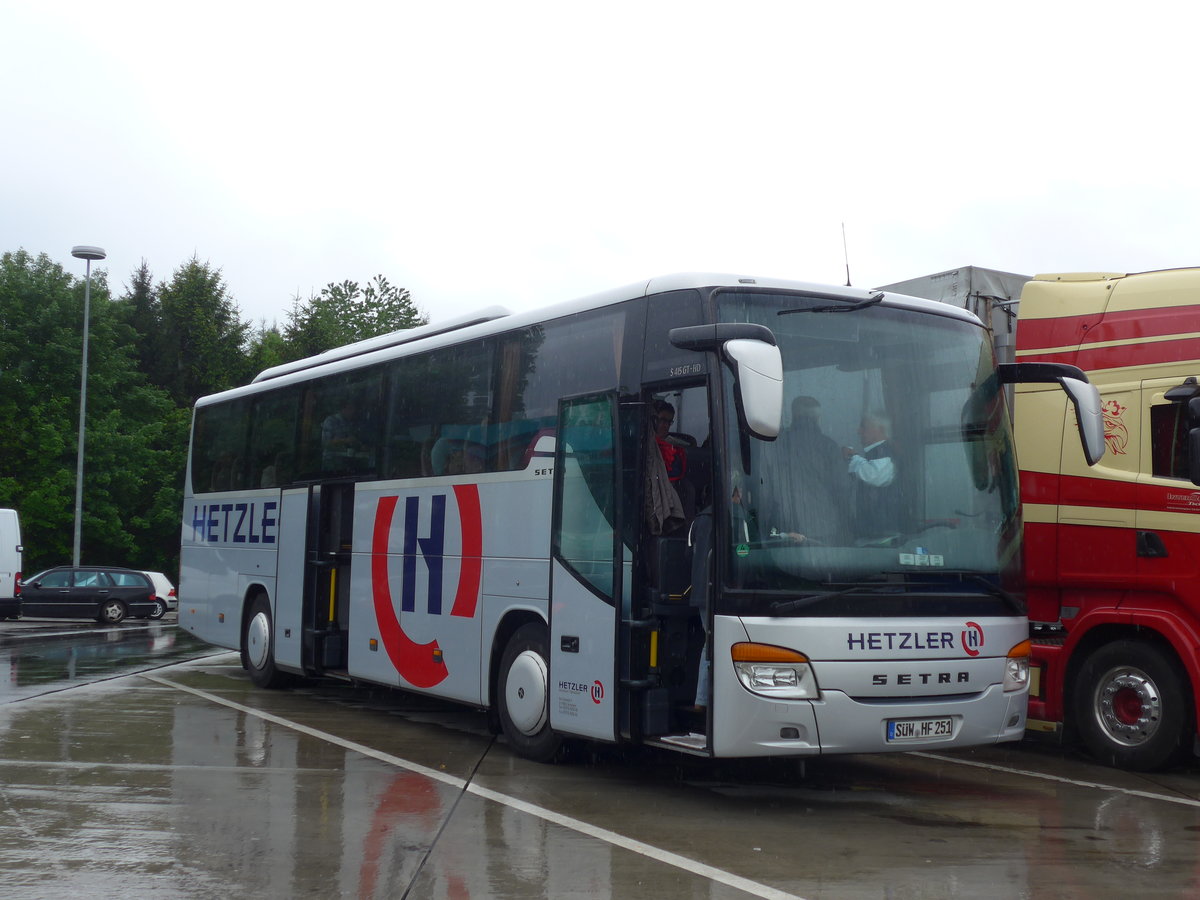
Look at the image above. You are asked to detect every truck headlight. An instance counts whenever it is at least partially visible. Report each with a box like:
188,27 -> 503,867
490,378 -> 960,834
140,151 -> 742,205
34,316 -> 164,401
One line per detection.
1004,639 -> 1031,692
731,643 -> 820,700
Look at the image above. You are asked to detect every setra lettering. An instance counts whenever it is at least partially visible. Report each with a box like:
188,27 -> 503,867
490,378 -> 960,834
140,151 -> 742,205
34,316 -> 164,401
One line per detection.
872,672 -> 970,685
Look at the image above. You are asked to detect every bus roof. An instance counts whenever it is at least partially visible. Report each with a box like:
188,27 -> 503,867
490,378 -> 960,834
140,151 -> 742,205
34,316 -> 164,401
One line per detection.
199,273 -> 978,408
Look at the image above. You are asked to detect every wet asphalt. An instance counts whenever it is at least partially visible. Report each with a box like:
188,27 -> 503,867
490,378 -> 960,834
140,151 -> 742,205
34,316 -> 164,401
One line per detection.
3,619 -> 1200,898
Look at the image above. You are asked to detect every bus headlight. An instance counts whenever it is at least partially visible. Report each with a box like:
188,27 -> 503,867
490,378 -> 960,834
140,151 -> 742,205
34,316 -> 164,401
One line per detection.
731,643 -> 819,700
1004,639 -> 1031,692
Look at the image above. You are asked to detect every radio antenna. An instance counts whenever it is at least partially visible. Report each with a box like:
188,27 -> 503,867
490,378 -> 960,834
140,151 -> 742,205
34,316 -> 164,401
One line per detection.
841,222 -> 852,286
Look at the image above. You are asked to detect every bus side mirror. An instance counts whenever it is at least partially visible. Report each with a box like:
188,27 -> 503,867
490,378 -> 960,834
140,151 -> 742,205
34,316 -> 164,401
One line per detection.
669,323 -> 783,441
723,339 -> 783,440
999,363 -> 1105,466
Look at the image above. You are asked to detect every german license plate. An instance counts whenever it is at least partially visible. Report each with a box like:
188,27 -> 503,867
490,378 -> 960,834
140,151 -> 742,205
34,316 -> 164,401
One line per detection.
887,717 -> 954,741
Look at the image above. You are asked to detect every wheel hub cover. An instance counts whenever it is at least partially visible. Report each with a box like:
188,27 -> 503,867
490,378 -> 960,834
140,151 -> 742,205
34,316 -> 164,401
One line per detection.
506,650 -> 549,735
247,612 -> 271,670
1097,668 -> 1161,745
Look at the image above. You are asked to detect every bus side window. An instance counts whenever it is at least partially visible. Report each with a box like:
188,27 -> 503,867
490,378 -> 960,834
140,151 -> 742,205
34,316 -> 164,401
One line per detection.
494,314 -> 624,474
250,388 -> 299,488
191,398 -> 250,494
294,368 -> 383,479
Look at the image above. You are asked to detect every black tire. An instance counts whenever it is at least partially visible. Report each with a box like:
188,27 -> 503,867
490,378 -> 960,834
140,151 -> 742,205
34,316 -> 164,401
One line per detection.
1073,639 -> 1193,771
242,594 -> 289,689
98,599 -> 127,624
497,623 -> 562,762
148,600 -> 167,621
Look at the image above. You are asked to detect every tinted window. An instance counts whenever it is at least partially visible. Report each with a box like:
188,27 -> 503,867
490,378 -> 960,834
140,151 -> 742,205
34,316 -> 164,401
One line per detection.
297,366 -> 385,480
191,303 -> 632,490
642,289 -> 706,382
110,571 -> 149,587
493,310 -> 627,473
384,340 -> 494,478
191,398 -> 251,492
73,570 -> 107,588
1151,403 -> 1188,479
38,570 -> 70,588
250,387 -> 300,488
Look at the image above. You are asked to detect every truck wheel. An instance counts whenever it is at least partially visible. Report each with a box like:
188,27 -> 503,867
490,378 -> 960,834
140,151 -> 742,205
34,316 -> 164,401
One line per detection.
1073,639 -> 1192,771
497,623 -> 562,762
242,595 -> 289,689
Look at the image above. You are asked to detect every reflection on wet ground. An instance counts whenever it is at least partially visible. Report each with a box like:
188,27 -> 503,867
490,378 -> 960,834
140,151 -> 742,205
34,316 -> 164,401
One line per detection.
4,649 -> 1200,898
0,620 -> 219,702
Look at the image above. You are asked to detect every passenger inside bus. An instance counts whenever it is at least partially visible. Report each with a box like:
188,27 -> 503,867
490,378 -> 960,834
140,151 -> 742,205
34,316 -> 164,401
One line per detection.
773,395 -> 849,545
843,412 -> 900,536
321,399 -> 364,470
430,436 -> 487,475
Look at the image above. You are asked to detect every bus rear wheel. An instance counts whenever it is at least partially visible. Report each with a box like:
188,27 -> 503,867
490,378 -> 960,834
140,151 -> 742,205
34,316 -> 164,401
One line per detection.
1074,639 -> 1192,771
497,623 -> 562,762
242,595 -> 289,689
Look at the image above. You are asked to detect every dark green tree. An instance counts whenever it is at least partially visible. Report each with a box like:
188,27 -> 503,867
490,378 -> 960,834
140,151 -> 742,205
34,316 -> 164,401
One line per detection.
118,259 -> 163,383
283,274 -> 427,360
157,258 -> 251,405
244,321 -> 288,378
0,250 -> 184,574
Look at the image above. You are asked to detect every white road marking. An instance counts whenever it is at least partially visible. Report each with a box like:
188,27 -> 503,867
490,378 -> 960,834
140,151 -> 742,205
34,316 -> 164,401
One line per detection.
913,751 -> 1200,808
144,672 -> 806,900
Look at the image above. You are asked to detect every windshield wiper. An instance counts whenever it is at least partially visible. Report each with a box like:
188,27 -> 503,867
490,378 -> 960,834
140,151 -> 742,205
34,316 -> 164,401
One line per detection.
901,570 -> 1024,615
768,571 -> 1022,615
770,578 -> 900,614
778,291 -> 884,315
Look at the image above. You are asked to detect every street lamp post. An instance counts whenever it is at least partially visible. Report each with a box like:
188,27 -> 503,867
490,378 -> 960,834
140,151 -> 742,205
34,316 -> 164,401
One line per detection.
71,245 -> 106,567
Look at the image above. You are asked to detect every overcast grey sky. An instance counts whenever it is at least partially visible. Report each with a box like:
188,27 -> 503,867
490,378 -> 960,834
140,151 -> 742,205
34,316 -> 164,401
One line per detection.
5,1 -> 1199,327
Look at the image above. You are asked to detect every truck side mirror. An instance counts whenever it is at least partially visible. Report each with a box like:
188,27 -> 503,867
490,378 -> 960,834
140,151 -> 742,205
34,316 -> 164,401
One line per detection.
999,363 -> 1105,465
1058,374 -> 1106,466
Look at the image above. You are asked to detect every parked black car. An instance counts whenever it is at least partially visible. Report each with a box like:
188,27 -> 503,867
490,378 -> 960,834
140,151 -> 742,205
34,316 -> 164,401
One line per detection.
18,566 -> 161,624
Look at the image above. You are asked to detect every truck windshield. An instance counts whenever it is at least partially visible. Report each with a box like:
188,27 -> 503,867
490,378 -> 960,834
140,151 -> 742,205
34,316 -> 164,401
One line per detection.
716,291 -> 1022,618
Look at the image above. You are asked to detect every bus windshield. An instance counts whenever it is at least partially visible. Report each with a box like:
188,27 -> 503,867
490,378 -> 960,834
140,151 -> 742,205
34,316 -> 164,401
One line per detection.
716,291 -> 1021,617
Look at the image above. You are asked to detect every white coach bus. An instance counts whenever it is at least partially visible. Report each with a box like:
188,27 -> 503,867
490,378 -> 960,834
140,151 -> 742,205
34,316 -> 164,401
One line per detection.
180,274 -> 1103,761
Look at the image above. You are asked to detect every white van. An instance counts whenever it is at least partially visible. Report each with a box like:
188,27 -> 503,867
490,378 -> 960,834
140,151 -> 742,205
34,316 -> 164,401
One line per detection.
0,509 -> 22,619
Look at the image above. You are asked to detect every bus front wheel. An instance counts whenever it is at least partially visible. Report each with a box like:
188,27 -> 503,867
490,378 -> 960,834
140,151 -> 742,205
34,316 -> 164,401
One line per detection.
1074,639 -> 1192,771
242,595 -> 289,689
497,623 -> 562,762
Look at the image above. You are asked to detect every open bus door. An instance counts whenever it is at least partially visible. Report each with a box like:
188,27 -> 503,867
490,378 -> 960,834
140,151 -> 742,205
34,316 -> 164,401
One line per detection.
272,482 -> 353,677
549,393 -> 624,742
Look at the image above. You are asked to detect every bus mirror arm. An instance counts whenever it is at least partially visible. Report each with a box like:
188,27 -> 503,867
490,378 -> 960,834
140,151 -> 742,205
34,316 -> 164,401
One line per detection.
669,325 -> 783,441
999,363 -> 1105,466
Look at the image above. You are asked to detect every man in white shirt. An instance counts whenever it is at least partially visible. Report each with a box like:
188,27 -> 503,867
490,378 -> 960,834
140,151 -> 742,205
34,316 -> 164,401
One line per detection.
844,413 -> 899,536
